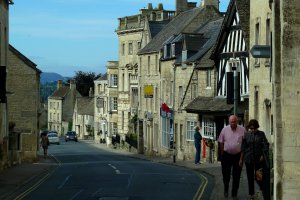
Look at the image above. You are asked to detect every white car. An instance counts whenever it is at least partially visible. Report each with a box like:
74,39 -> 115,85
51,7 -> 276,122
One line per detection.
47,132 -> 60,145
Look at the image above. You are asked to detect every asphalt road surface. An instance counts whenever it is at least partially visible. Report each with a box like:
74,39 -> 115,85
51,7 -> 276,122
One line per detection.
21,139 -> 208,200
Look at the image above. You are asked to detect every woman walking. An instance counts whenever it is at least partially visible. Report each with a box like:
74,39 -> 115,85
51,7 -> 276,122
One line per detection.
241,119 -> 269,199
41,132 -> 49,158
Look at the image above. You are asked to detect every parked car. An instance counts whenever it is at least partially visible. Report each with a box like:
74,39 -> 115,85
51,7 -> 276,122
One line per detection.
65,131 -> 78,142
47,132 -> 60,145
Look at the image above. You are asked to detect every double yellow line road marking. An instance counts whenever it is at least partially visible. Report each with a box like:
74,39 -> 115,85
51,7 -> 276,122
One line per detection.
193,172 -> 208,200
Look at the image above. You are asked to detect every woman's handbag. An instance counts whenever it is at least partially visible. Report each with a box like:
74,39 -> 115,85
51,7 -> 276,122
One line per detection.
256,168 -> 263,181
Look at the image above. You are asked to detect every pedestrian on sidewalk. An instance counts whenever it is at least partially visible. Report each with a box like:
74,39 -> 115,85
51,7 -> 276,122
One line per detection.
41,132 -> 49,158
194,126 -> 202,164
218,115 -> 246,200
241,119 -> 269,200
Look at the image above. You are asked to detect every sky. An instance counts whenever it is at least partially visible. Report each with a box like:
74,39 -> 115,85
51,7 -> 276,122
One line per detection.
9,0 -> 229,77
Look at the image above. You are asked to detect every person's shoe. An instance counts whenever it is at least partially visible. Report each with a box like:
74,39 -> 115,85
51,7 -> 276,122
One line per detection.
232,196 -> 238,200
248,194 -> 254,200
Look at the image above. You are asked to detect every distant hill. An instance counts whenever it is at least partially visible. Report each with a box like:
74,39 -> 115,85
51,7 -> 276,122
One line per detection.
40,72 -> 71,84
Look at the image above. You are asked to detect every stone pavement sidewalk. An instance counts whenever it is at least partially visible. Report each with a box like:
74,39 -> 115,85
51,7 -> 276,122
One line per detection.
0,154 -> 57,200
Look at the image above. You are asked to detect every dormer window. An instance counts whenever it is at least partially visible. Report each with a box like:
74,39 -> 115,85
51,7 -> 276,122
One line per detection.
171,43 -> 176,57
164,45 -> 168,59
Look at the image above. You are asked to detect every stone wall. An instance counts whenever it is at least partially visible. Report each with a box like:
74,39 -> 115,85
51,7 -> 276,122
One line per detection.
274,0 -> 300,198
7,47 -> 40,163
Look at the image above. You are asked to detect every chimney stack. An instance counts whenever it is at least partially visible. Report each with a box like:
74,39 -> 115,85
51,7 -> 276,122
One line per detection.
200,0 -> 219,10
89,87 -> 93,97
57,80 -> 63,89
70,79 -> 76,90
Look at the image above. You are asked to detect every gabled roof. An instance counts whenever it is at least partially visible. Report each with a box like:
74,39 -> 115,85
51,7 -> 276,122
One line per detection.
50,86 -> 70,99
138,8 -> 202,55
77,97 -> 94,116
9,44 -> 41,74
210,0 -> 250,59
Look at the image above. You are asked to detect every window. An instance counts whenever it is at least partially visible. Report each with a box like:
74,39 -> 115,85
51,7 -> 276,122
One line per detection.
155,54 -> 158,74
186,121 -> 196,141
57,113 -> 59,121
171,43 -> 176,57
112,123 -> 118,136
255,19 -> 260,65
163,45 -> 168,59
128,42 -> 133,55
50,113 -> 52,121
191,84 -> 197,100
170,81 -> 174,106
139,57 -> 142,76
179,86 -> 183,101
265,16 -> 271,65
137,41 -> 141,50
206,70 -> 211,87
97,84 -> 101,94
121,43 -> 125,55
112,97 -> 118,111
162,117 -> 171,148
57,102 -> 59,109
147,56 -> 150,74
111,74 -> 118,87
202,118 -> 216,139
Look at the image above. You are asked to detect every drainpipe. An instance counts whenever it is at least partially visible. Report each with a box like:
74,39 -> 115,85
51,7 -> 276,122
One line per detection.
172,64 -> 176,163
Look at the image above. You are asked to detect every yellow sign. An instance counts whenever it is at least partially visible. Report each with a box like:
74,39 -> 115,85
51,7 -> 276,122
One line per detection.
144,85 -> 153,98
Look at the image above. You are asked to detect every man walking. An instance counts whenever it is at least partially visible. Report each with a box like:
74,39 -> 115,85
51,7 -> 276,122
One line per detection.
218,115 -> 246,199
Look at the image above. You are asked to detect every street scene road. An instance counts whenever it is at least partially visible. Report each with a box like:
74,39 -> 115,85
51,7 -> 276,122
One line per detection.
19,140 -> 209,200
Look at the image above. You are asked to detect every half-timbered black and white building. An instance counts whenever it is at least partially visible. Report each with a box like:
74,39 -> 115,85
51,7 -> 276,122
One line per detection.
185,0 -> 250,161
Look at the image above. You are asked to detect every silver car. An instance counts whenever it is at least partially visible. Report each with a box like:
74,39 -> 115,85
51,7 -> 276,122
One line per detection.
47,132 -> 60,145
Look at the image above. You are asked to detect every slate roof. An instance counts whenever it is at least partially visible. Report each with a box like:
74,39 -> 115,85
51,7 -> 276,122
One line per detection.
184,18 -> 223,64
185,96 -> 248,115
50,86 -> 70,99
138,8 -> 202,55
77,97 -> 94,116
148,20 -> 170,39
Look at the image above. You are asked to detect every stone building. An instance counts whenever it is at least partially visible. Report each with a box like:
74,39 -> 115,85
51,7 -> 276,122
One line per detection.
116,3 -> 175,147
7,45 -> 41,163
138,0 -> 222,158
48,80 -> 80,136
268,0 -> 300,199
0,0 -> 13,169
106,61 -> 119,146
73,96 -> 94,139
93,74 -> 108,144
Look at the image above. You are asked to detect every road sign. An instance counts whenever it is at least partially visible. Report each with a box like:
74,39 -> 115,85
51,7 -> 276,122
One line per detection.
250,45 -> 271,58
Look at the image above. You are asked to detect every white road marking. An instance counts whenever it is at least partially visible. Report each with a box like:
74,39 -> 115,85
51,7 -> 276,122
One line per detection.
108,163 -> 121,174
58,174 -> 72,189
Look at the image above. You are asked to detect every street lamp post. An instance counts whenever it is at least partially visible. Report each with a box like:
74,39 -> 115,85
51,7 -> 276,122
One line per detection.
233,67 -> 238,116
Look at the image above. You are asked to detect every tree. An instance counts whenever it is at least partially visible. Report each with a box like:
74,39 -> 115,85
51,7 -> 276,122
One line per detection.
72,71 -> 101,96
